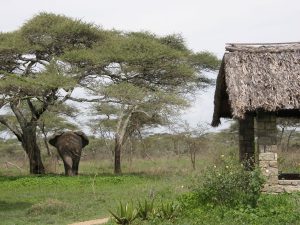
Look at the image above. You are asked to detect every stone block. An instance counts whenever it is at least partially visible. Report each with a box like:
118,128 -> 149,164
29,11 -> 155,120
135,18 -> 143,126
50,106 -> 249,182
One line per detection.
258,145 -> 277,153
258,137 -> 276,145
291,180 -> 300,186
267,168 -> 279,176
259,153 -> 276,161
272,185 -> 284,193
259,161 -> 269,168
262,168 -> 278,177
283,186 -> 300,193
268,176 -> 279,185
269,161 -> 278,168
263,185 -> 284,193
278,180 -> 292,185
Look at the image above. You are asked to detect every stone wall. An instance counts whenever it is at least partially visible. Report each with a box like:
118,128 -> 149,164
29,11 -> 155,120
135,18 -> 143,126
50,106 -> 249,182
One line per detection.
259,152 -> 278,191
256,112 -> 300,193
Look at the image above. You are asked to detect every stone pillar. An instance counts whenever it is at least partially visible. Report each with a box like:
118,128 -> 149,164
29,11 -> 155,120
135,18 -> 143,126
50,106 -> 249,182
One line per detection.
239,115 -> 255,169
256,112 -> 279,192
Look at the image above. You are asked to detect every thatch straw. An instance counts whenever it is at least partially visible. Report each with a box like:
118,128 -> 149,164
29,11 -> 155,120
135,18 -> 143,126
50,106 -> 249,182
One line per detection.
212,43 -> 300,126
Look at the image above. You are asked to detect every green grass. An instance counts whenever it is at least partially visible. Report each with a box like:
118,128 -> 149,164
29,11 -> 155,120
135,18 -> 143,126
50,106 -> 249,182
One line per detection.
171,193 -> 300,225
104,192 -> 300,225
0,155 -> 300,225
0,157 -> 194,225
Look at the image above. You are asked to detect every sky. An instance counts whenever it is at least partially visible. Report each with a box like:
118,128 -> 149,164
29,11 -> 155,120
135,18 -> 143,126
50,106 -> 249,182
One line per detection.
1,0 -> 300,131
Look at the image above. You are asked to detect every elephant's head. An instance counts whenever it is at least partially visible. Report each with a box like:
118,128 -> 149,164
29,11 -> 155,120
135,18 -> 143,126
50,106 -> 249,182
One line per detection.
49,130 -> 89,148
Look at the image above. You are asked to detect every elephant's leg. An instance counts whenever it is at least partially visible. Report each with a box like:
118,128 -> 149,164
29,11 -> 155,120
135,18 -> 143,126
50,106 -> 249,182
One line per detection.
63,155 -> 74,176
72,158 -> 80,175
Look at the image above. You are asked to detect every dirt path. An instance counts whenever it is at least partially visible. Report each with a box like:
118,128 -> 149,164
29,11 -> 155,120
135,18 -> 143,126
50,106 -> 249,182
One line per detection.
68,217 -> 109,225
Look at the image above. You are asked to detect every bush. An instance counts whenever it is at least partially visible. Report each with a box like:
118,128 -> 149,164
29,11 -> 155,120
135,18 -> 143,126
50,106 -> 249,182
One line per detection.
194,155 -> 265,208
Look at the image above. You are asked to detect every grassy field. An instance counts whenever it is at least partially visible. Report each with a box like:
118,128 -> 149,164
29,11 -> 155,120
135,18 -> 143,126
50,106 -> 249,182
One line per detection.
0,174 -> 186,224
0,157 -> 198,225
0,130 -> 299,225
0,155 -> 300,225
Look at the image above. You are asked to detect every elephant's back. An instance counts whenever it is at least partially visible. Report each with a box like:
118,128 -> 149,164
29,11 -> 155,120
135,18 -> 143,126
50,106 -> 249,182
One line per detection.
57,132 -> 83,152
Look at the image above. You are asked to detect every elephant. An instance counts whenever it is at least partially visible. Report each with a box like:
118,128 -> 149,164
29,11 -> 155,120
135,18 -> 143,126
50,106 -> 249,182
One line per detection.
49,131 -> 89,176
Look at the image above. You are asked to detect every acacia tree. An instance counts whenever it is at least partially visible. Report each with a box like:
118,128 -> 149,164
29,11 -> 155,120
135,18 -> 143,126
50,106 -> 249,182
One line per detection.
180,121 -> 208,170
0,13 -> 107,174
65,32 -> 219,173
90,83 -> 185,173
277,118 -> 300,152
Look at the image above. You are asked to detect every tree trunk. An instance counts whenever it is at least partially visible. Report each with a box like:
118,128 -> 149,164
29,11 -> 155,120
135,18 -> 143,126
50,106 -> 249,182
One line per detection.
21,124 -> 45,174
173,138 -> 180,156
40,123 -> 52,156
278,127 -> 285,151
114,136 -> 122,174
189,142 -> 196,170
286,128 -> 296,152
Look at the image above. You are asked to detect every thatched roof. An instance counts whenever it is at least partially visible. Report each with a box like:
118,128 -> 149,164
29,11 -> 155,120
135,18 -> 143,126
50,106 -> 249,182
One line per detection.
212,43 -> 300,127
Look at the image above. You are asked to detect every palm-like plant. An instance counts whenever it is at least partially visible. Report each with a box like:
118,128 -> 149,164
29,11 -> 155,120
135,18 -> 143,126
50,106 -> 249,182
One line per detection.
109,201 -> 138,225
137,198 -> 155,220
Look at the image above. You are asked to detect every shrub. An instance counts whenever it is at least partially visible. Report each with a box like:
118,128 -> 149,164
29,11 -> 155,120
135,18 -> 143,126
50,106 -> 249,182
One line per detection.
194,155 -> 265,208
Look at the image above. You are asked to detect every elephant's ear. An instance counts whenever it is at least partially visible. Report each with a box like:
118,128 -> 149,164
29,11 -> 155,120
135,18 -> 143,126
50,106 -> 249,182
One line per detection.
74,131 -> 89,147
49,131 -> 64,147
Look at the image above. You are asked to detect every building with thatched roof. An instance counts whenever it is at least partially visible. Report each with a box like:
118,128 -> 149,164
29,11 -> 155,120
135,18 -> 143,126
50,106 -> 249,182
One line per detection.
212,43 -> 300,193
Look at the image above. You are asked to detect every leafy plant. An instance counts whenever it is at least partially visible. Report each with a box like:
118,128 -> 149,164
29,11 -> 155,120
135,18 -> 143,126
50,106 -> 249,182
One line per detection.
108,201 -> 138,225
137,198 -> 155,220
157,201 -> 181,220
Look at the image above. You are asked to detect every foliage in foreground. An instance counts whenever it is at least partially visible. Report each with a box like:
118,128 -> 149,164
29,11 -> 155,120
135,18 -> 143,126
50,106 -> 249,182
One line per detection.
176,192 -> 300,225
109,155 -> 300,225
107,192 -> 300,225
194,155 -> 265,208
109,201 -> 138,225
108,199 -> 181,225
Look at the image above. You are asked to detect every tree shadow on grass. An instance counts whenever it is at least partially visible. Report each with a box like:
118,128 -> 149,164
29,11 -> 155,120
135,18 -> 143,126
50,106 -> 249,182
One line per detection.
0,200 -> 32,211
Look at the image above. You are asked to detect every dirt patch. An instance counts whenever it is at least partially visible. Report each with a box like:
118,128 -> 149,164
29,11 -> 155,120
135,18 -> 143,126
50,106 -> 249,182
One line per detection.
69,217 -> 109,225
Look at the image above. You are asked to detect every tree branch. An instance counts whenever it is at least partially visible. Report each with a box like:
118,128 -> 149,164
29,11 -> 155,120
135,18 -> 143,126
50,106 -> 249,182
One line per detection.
10,102 -> 27,128
24,61 -> 36,76
66,96 -> 105,103
27,99 -> 39,120
0,115 -> 23,141
32,90 -> 58,121
132,110 -> 152,118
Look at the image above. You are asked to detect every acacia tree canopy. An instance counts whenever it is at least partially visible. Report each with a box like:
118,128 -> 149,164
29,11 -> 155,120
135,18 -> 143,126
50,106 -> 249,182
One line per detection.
67,31 -> 220,173
0,13 -> 220,175
0,13 -> 109,174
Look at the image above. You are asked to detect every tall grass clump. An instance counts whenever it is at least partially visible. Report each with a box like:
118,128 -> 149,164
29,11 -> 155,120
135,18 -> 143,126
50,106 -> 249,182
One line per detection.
194,155 -> 265,208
